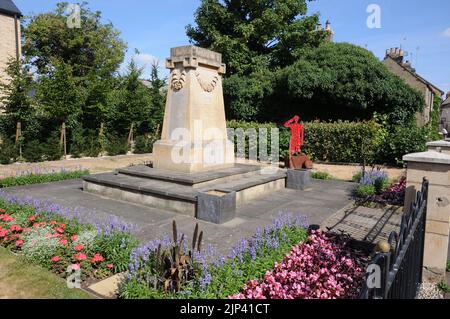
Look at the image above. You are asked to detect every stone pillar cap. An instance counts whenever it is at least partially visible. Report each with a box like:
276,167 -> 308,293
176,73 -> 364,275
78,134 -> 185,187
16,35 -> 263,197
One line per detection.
427,140 -> 450,148
403,150 -> 450,165
166,45 -> 226,74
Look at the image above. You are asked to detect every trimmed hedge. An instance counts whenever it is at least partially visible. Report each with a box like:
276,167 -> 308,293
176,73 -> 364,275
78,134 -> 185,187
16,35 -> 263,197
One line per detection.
0,169 -> 89,188
227,120 -> 427,167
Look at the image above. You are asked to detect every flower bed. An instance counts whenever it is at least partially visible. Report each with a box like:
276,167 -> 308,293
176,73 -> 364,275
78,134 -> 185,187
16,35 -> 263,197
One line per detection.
353,167 -> 390,198
120,214 -> 309,299
0,192 -> 138,284
231,231 -> 368,299
0,167 -> 89,188
364,176 -> 406,206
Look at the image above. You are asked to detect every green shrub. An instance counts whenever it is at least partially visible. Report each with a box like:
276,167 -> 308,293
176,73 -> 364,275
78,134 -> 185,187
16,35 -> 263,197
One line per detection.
311,171 -> 332,180
70,128 -> 102,158
375,125 -> 428,167
105,134 -> 129,156
133,135 -> 154,154
0,169 -> 89,188
354,185 -> 376,197
0,138 -> 18,164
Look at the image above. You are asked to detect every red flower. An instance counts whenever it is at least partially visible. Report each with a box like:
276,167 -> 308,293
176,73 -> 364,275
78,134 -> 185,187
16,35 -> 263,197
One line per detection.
0,229 -> 8,237
0,208 -> 6,213
59,238 -> 68,245
51,256 -> 60,262
10,224 -> 22,233
15,240 -> 23,247
60,223 -> 66,229
74,253 -> 87,261
50,220 -> 57,225
70,235 -> 77,241
28,216 -> 36,222
55,227 -> 64,234
91,253 -> 104,263
24,227 -> 31,233
106,264 -> 113,269
74,244 -> 84,252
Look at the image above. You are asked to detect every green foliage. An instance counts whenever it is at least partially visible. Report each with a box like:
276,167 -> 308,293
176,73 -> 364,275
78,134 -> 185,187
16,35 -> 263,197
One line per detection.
0,138 -> 18,165
0,169 -> 89,188
187,0 -> 326,75
0,58 -> 35,124
133,135 -> 156,154
437,281 -> 450,293
311,171 -> 333,180
21,225 -> 61,268
354,185 -> 376,197
69,127 -> 102,158
375,125 -> 428,166
428,95 -> 442,141
105,134 -> 129,156
21,133 -> 62,163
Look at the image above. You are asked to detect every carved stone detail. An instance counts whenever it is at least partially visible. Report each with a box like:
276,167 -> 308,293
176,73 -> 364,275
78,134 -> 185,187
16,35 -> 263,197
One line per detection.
170,69 -> 186,91
195,71 -> 219,93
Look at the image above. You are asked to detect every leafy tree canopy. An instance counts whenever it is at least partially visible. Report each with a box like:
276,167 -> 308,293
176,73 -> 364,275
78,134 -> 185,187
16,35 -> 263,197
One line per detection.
187,0 -> 327,75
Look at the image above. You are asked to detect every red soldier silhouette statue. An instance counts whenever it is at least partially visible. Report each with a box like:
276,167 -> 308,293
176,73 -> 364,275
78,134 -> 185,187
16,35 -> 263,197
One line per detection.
284,115 -> 313,169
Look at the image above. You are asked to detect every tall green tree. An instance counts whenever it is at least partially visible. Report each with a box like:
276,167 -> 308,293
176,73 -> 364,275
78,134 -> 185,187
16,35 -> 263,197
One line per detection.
23,2 -> 127,129
113,59 -> 152,137
0,58 -> 34,126
36,61 -> 83,127
186,0 -> 327,75
147,62 -> 166,133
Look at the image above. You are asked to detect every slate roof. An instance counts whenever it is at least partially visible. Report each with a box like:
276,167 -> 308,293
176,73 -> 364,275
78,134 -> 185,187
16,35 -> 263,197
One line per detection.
0,0 -> 21,17
442,95 -> 450,107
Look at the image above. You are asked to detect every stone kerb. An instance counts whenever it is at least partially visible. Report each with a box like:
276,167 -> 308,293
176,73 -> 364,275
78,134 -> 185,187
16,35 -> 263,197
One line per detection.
403,148 -> 450,282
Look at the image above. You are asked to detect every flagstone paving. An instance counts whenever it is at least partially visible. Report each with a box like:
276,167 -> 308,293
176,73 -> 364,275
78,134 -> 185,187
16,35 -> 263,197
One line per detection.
1,178 -> 356,254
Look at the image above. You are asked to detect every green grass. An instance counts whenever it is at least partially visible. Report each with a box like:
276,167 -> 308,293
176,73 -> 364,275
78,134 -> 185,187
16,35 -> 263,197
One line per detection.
0,170 -> 89,188
437,281 -> 450,294
0,247 -> 93,299
311,171 -> 333,180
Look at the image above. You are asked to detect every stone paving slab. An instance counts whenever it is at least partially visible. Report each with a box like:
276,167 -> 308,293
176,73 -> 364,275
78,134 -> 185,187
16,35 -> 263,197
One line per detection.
321,203 -> 404,244
87,273 -> 127,299
1,178 -> 356,254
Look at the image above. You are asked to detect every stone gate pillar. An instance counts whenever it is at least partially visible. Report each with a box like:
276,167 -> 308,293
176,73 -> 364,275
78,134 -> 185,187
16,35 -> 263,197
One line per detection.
403,147 -> 450,282
152,46 -> 235,173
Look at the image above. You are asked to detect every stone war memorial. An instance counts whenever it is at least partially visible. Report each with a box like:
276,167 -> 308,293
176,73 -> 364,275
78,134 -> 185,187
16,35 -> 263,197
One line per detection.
83,45 -> 307,224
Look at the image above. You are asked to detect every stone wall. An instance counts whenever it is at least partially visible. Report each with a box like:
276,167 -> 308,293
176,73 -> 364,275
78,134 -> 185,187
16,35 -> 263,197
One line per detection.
0,12 -> 21,110
383,58 -> 433,127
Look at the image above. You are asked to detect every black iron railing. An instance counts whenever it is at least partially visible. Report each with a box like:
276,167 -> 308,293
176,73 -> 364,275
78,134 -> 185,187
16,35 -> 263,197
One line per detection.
360,178 -> 429,299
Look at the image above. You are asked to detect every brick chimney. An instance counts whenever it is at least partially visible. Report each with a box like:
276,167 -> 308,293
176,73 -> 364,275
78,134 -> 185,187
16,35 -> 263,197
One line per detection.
385,47 -> 405,64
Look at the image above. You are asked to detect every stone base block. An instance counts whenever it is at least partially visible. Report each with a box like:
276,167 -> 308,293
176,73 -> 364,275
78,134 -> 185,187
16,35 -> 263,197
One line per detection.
197,191 -> 236,224
286,169 -> 312,190
153,139 -> 235,173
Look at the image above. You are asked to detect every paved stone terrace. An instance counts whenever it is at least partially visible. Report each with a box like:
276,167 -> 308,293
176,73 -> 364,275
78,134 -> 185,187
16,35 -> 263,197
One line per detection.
2,178 -> 356,254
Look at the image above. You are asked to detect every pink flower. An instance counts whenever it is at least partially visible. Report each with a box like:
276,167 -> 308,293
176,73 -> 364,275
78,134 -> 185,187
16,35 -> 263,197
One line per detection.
10,224 -> 22,232
70,235 -> 77,241
59,238 -> 68,245
74,253 -> 87,261
74,244 -> 84,252
106,264 -> 113,269
15,239 -> 23,247
91,253 -> 104,263
28,216 -> 36,222
51,256 -> 61,262
50,220 -> 57,225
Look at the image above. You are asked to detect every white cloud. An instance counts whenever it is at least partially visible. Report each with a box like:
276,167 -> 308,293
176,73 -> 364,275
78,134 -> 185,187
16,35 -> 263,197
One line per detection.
441,28 -> 450,37
132,53 -> 160,67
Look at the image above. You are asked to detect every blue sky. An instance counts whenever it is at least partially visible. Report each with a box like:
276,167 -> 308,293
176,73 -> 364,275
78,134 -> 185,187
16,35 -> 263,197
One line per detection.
14,0 -> 450,94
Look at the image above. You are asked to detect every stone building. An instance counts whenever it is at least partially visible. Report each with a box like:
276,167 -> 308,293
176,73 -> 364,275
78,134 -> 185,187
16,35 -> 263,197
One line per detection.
383,48 -> 444,127
0,0 -> 22,90
441,92 -> 450,131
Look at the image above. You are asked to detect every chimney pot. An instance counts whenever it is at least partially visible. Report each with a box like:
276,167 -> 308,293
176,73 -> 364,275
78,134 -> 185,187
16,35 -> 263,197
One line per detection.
399,49 -> 404,57
395,47 -> 399,55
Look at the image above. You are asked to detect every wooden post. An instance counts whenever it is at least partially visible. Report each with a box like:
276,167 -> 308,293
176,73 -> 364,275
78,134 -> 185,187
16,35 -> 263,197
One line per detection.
60,122 -> 67,159
127,123 -> 134,148
15,121 -> 21,144
16,121 -> 22,159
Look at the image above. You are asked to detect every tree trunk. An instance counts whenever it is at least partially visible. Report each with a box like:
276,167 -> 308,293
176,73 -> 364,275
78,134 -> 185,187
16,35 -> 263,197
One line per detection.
15,121 -> 21,144
127,123 -> 134,148
60,122 -> 67,158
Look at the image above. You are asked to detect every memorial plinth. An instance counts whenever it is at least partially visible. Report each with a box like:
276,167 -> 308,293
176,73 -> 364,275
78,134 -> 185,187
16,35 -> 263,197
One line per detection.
153,46 -> 235,173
